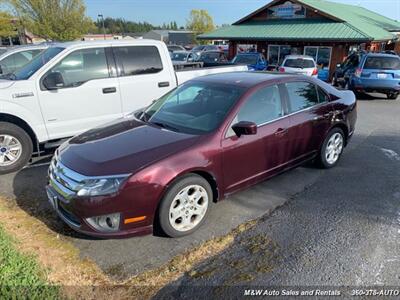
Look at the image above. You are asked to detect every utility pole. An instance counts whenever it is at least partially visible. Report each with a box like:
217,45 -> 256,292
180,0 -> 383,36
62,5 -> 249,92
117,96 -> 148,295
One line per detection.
98,14 -> 106,40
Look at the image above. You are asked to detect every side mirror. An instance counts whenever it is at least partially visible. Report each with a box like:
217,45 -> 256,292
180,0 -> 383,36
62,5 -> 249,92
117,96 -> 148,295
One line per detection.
43,72 -> 65,90
232,121 -> 257,137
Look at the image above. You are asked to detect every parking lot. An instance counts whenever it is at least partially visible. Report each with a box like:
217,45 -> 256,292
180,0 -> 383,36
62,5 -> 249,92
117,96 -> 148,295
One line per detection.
0,92 -> 399,281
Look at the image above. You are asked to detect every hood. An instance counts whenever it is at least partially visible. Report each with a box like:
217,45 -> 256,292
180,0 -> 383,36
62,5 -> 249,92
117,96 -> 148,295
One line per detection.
59,117 -> 201,176
0,79 -> 16,89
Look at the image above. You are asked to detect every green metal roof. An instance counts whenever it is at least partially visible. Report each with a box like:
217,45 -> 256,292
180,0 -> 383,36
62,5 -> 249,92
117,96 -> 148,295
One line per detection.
199,0 -> 400,42
199,19 -> 370,41
299,0 -> 400,41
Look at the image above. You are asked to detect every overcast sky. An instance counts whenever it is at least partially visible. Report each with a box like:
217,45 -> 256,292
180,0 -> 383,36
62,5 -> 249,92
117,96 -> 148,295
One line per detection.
84,0 -> 400,26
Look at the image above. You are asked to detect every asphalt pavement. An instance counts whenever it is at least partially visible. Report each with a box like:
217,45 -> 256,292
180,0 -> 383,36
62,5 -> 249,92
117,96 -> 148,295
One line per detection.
156,93 -> 400,298
0,93 -> 399,282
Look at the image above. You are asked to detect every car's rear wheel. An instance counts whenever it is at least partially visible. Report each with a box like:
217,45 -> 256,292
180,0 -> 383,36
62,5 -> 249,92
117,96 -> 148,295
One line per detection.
317,128 -> 345,169
387,92 -> 398,100
158,174 -> 212,238
0,122 -> 33,175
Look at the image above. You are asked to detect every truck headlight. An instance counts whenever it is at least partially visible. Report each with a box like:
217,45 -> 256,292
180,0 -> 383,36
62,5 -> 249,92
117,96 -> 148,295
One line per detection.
77,176 -> 129,197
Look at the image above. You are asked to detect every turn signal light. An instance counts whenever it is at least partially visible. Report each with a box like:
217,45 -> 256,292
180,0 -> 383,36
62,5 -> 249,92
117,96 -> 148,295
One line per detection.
354,68 -> 362,78
124,216 -> 147,224
279,67 -> 285,72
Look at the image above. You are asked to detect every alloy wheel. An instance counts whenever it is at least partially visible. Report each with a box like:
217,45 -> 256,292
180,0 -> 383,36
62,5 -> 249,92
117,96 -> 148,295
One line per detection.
325,133 -> 344,165
168,184 -> 209,232
0,134 -> 22,167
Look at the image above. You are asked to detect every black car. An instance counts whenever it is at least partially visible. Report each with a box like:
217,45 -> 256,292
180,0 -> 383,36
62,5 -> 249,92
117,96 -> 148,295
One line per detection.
196,51 -> 232,67
331,51 -> 364,88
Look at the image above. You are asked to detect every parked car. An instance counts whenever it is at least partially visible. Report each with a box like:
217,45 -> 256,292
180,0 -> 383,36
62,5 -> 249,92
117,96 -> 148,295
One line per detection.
232,53 -> 267,71
47,72 -> 357,238
0,45 -> 47,77
339,53 -> 400,99
191,45 -> 220,57
196,51 -> 231,67
171,51 -> 203,70
167,45 -> 186,53
278,55 -> 318,77
331,51 -> 364,88
0,40 -> 248,174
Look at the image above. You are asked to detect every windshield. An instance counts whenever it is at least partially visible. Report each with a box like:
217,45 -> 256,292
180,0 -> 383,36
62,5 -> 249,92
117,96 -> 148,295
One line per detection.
233,55 -> 258,65
171,52 -> 188,61
284,58 -> 315,68
11,47 -> 64,80
364,57 -> 400,70
141,81 -> 245,135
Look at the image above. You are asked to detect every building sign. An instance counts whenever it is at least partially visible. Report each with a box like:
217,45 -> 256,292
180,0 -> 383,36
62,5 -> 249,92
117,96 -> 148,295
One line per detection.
268,1 -> 306,19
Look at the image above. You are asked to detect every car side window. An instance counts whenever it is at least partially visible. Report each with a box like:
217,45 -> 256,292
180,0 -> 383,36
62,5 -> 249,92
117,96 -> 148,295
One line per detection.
286,82 -> 319,113
227,85 -> 282,137
49,47 -> 109,88
113,46 -> 163,76
317,86 -> 330,103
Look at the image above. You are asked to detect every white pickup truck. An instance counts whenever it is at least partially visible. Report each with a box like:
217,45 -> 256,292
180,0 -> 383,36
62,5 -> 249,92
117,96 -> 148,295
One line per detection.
0,40 -> 247,174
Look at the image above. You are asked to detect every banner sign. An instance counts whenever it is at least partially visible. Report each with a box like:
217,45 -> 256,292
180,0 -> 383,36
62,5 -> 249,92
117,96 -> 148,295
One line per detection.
268,1 -> 306,19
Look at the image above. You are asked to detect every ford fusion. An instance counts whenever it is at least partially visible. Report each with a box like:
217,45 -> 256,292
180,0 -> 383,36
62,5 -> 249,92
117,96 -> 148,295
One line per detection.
47,72 -> 357,238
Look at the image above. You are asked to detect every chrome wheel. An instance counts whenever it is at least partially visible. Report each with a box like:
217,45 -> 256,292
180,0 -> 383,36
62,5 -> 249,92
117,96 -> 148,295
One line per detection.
0,135 -> 22,167
325,133 -> 344,165
168,184 -> 209,232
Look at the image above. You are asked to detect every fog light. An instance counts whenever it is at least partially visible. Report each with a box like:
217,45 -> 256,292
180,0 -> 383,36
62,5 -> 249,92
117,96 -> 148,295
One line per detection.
86,213 -> 120,232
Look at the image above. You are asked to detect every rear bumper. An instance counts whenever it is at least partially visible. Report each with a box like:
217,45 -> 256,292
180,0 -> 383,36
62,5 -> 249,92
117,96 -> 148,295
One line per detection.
351,77 -> 400,93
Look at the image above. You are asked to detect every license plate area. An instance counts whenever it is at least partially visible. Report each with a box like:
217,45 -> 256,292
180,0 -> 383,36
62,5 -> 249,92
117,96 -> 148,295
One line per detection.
377,73 -> 388,79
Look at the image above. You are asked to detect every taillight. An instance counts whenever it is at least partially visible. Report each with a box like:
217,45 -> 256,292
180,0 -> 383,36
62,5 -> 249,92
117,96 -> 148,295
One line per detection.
354,68 -> 362,78
279,67 -> 285,72
312,68 -> 318,76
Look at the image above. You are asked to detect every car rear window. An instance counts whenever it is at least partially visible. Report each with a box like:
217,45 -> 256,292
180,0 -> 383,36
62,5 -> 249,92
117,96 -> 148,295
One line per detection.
363,57 -> 400,70
284,58 -> 315,68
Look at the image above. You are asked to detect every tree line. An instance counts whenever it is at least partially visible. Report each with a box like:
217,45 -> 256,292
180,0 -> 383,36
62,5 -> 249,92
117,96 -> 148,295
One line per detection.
0,1 -> 215,42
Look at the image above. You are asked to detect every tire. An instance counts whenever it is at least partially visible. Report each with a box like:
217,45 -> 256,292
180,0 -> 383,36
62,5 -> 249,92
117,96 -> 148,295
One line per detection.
158,174 -> 213,238
331,75 -> 337,87
0,122 -> 33,175
387,92 -> 398,100
316,128 -> 345,169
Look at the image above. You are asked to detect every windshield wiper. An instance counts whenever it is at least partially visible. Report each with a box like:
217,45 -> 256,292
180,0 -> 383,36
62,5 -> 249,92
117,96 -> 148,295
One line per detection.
150,121 -> 180,132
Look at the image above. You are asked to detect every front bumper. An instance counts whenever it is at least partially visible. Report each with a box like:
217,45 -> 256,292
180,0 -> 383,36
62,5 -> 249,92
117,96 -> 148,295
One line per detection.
46,184 -> 152,238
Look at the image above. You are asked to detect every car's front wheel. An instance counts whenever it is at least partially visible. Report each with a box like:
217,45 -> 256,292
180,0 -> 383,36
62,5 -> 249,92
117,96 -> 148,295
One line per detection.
158,174 -> 212,238
317,128 -> 345,169
0,122 -> 33,175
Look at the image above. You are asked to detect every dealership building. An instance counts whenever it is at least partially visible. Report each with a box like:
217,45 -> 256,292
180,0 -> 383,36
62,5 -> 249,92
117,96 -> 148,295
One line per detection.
199,0 -> 400,78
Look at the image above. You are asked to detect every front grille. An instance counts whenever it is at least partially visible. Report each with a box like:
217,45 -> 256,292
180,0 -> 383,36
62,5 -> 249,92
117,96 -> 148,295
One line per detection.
49,155 -> 84,193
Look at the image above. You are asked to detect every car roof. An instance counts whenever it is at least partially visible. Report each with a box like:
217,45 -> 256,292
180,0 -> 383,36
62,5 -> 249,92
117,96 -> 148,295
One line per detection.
364,52 -> 400,58
50,39 -> 166,50
192,71 -> 295,88
284,55 -> 315,60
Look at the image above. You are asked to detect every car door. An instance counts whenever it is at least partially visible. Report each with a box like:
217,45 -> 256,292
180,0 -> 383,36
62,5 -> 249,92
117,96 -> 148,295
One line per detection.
113,45 -> 174,115
284,81 -> 333,163
222,84 -> 290,192
38,47 -> 123,140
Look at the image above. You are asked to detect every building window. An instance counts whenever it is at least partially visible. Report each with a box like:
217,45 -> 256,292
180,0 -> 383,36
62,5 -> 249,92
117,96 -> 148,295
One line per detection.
304,46 -> 332,69
268,45 -> 292,66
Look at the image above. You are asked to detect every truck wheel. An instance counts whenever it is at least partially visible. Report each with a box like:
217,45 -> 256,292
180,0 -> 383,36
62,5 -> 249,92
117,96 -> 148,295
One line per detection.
0,122 -> 33,175
387,92 -> 398,100
158,174 -> 212,238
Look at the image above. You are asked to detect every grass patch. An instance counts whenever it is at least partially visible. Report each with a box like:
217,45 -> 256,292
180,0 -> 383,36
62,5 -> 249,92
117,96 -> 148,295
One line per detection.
0,225 -> 59,299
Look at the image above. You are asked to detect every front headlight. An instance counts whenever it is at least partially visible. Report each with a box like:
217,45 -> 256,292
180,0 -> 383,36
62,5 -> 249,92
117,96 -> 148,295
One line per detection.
77,176 -> 129,197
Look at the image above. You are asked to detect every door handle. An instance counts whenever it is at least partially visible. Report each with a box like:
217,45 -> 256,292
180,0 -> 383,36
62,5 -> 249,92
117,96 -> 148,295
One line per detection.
274,128 -> 288,136
102,87 -> 117,94
158,81 -> 170,88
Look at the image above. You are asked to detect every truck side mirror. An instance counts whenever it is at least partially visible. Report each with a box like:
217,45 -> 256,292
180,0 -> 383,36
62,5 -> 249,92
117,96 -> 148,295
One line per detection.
43,72 -> 65,90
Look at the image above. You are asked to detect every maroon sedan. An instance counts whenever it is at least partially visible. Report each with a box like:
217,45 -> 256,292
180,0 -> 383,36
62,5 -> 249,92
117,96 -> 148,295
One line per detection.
46,72 -> 357,238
